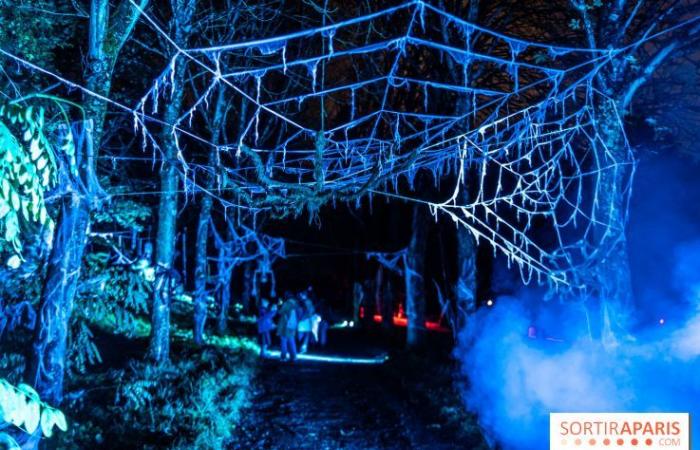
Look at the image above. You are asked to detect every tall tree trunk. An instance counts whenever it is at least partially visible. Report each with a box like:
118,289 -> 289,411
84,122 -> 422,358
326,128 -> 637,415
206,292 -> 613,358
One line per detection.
28,124 -> 93,406
192,201 -> 211,344
406,203 -> 428,348
591,101 -> 634,347
193,87 -> 226,345
28,0 -> 146,407
149,149 -> 179,362
241,261 -> 254,312
149,0 -> 194,362
382,277 -> 393,328
455,181 -> 477,331
30,196 -> 90,404
217,221 -> 236,334
443,0 -> 479,334
217,265 -> 233,334
374,265 -> 383,321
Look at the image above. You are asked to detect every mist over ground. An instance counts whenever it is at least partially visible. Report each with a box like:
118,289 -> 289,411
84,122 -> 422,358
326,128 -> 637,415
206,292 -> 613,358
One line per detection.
455,152 -> 700,449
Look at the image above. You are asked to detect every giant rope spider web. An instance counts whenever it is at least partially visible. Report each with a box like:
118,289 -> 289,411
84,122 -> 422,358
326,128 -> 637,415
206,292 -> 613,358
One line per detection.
0,0 -> 639,292
127,0 -> 637,291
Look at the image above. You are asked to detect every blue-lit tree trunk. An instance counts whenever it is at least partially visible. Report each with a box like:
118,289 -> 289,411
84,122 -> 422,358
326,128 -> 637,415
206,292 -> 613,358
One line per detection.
28,0 -> 146,409
30,195 -> 90,403
590,100 -> 634,346
241,261 -> 254,313
591,39 -> 693,347
193,86 -> 226,345
192,194 -> 212,344
373,265 -> 386,326
217,263 -> 234,335
28,125 -> 92,408
406,203 -> 428,348
572,0 -> 695,347
445,0 -> 479,332
382,277 -> 394,329
454,170 -> 477,330
149,0 -> 194,362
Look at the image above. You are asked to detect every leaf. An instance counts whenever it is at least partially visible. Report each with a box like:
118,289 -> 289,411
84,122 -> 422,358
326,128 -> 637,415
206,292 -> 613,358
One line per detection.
30,138 -> 42,160
0,200 -> 9,219
24,399 -> 40,434
0,382 -> 14,422
24,106 -> 33,123
10,190 -> 19,211
53,409 -> 67,432
21,199 -> 29,221
5,213 -> 18,241
36,156 -> 47,171
8,391 -> 25,427
17,384 -> 39,401
40,408 -> 54,438
7,255 -> 21,269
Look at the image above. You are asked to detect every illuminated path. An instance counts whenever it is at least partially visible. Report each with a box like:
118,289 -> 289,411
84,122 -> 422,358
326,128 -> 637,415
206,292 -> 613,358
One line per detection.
262,349 -> 389,365
228,331 -> 486,449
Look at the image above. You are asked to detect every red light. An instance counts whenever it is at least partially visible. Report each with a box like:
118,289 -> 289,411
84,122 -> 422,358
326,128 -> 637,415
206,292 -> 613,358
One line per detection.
372,313 -> 448,332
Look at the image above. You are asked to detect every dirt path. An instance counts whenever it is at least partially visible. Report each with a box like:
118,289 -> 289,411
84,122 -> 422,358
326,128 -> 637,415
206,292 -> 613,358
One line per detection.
228,357 -> 468,449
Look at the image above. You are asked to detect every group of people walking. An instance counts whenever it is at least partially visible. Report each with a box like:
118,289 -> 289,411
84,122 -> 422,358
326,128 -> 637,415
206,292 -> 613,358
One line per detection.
257,289 -> 327,361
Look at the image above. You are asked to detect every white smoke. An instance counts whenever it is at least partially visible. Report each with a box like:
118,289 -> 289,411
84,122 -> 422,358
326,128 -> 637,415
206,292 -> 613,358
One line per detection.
455,240 -> 700,450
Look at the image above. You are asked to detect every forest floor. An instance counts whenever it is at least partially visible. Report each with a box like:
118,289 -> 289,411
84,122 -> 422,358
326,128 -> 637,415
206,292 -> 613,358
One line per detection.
228,328 -> 489,450
53,310 -> 261,450
37,310 -> 489,449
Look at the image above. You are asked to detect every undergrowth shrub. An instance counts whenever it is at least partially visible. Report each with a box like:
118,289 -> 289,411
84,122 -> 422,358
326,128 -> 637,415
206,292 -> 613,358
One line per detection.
57,346 -> 256,450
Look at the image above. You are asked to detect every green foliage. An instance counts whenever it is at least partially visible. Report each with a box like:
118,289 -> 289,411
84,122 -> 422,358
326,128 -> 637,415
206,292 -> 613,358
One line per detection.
0,0 -> 75,68
0,239 -> 43,306
0,379 -> 68,448
64,189 -> 152,372
68,194 -> 151,372
117,350 -> 254,450
67,321 -> 103,375
92,189 -> 151,232
58,345 -> 257,450
173,366 -> 250,450
68,252 -> 152,374
0,102 -> 65,260
80,252 -> 151,337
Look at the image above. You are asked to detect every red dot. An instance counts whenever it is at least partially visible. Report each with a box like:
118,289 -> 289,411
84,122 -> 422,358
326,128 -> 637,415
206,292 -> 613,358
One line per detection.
645,438 -> 653,446
631,438 -> 638,446
617,438 -> 624,446
575,438 -> 582,446
589,439 -> 597,446
604,438 -> 611,446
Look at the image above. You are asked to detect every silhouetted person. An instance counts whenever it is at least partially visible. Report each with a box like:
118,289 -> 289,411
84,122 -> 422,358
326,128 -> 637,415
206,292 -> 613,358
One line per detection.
298,296 -> 318,353
277,297 -> 298,361
257,298 -> 277,357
